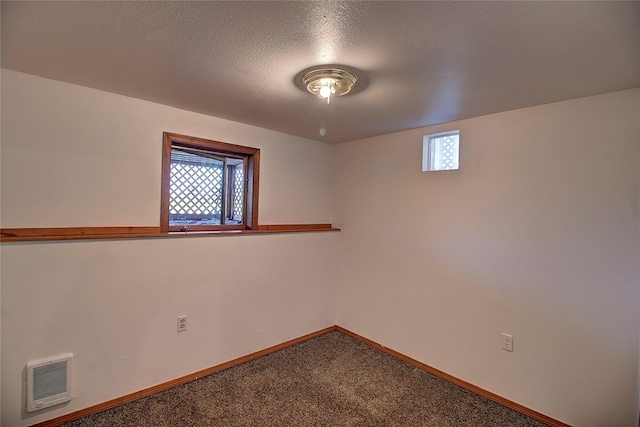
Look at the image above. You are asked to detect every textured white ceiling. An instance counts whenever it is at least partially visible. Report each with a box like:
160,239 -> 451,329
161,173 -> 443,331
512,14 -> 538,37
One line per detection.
2,1 -> 639,143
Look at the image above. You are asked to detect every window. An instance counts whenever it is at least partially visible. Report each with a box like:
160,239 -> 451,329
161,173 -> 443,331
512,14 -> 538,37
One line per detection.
422,130 -> 460,171
161,132 -> 259,232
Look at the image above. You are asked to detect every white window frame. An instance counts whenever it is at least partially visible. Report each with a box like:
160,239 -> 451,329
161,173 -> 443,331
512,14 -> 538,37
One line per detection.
422,130 -> 460,172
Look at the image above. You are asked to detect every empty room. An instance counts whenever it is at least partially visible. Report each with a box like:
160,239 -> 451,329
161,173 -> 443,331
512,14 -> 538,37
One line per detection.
1,2 -> 639,426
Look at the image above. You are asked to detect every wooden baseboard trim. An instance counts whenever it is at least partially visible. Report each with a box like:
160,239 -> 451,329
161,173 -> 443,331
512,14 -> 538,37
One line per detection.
31,325 -> 570,427
29,326 -> 337,427
335,326 -> 571,427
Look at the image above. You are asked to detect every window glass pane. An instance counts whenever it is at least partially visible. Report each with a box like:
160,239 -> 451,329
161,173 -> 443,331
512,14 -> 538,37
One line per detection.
431,133 -> 459,170
231,164 -> 244,222
169,148 -> 224,226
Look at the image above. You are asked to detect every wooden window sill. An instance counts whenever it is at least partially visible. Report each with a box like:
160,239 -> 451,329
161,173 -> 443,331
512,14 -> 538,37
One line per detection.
0,224 -> 339,242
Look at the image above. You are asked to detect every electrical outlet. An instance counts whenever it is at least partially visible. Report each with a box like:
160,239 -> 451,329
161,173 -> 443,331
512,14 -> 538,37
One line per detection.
502,333 -> 513,352
177,315 -> 187,332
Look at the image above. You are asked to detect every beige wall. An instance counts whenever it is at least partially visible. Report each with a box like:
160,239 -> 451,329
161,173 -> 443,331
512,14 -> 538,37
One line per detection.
2,69 -> 639,427
0,70 -> 333,227
0,70 -> 338,426
333,89 -> 640,426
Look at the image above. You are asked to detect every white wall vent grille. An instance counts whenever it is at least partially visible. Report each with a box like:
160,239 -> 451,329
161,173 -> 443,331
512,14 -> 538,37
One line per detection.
26,353 -> 73,412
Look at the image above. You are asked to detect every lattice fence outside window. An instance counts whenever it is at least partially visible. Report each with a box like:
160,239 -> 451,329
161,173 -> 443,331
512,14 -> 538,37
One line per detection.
168,148 -> 246,226
170,162 -> 223,225
232,167 -> 244,219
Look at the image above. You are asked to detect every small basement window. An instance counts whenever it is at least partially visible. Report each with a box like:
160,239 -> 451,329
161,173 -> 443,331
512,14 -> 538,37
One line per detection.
422,130 -> 460,171
161,132 -> 259,232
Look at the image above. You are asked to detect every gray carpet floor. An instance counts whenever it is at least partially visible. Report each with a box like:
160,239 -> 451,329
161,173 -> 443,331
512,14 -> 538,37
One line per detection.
62,331 -> 549,426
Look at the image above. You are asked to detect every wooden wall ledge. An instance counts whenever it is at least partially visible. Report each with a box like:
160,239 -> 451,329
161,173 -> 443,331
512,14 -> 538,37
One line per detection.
0,224 -> 339,242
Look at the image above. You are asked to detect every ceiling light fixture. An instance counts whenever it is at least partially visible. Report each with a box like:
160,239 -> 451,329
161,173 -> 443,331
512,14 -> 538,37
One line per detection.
302,67 -> 358,104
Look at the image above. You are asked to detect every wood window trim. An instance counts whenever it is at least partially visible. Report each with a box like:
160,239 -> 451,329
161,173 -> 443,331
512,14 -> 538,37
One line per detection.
161,132 -> 260,233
